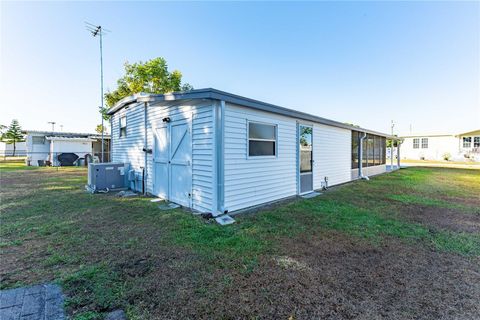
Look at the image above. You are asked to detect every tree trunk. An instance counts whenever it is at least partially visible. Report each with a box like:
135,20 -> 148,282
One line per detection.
13,140 -> 16,157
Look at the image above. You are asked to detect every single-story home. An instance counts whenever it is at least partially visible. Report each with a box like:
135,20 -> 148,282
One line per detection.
24,130 -> 111,166
400,129 -> 480,162
106,88 -> 401,215
0,141 -> 27,157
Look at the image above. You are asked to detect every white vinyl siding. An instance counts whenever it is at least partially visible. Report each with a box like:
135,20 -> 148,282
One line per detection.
110,97 -> 391,214
111,102 -> 145,192
313,125 -> 351,189
401,136 -> 460,161
146,103 -> 214,213
223,103 -> 297,212
110,101 -> 215,213
421,138 -> 428,149
26,134 -> 51,166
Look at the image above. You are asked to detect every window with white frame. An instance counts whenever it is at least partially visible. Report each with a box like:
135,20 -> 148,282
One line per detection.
463,137 -> 472,148
119,116 -> 127,137
474,136 -> 480,148
32,136 -> 45,145
413,138 -> 419,149
248,121 -> 277,157
421,138 -> 428,149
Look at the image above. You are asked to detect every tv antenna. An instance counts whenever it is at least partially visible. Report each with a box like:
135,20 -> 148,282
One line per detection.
85,22 -> 110,162
48,122 -> 56,132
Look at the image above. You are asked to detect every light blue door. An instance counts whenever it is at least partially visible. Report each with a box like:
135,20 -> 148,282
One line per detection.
168,118 -> 191,207
153,125 -> 169,199
153,116 -> 192,207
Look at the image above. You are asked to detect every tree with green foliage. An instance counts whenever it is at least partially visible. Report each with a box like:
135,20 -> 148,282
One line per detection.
4,119 -> 25,156
102,57 -> 193,119
0,124 -> 6,140
95,124 -> 107,134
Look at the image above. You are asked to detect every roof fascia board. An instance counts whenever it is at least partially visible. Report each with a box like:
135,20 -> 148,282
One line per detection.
108,89 -> 399,139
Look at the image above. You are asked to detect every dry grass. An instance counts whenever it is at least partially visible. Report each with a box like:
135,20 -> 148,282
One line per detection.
1,163 -> 479,319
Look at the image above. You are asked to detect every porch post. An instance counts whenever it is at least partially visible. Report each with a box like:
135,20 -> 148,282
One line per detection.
397,142 -> 401,169
390,139 -> 394,169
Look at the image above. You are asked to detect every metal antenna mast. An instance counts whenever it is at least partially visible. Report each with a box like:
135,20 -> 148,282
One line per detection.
86,22 -> 110,162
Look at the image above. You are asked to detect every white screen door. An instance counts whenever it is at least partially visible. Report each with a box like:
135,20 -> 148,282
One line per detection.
299,124 -> 313,194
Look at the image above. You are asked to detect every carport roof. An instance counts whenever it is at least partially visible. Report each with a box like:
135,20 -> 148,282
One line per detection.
23,130 -> 111,140
107,88 -> 400,140
46,136 -> 96,142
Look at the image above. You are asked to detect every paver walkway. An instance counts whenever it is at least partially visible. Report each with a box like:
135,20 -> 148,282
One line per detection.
0,284 -> 65,320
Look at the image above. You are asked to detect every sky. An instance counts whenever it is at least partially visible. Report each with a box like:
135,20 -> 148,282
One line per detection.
1,1 -> 479,136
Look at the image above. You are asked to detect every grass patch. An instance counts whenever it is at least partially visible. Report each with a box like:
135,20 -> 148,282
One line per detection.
1,163 -> 480,317
388,194 -> 480,214
0,161 -> 39,171
165,212 -> 268,258
62,264 -> 124,314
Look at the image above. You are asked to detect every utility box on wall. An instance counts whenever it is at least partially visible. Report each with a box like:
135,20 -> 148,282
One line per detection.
87,163 -> 128,192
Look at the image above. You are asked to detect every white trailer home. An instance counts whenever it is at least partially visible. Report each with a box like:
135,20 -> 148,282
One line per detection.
107,89 -> 400,215
0,141 -> 27,157
401,129 -> 480,162
24,130 -> 111,166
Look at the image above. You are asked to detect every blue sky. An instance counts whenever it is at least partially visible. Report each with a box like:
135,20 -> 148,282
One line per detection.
1,1 -> 478,135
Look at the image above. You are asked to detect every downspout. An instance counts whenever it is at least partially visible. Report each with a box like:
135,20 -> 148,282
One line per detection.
143,102 -> 148,195
215,100 -> 226,216
359,132 -> 369,180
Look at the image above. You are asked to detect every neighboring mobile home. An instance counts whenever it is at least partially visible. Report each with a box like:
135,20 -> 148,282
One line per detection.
24,130 -> 111,166
107,88 -> 400,215
401,129 -> 480,162
0,141 -> 27,157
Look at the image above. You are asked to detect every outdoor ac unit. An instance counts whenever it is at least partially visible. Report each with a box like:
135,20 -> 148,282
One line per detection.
87,163 -> 128,193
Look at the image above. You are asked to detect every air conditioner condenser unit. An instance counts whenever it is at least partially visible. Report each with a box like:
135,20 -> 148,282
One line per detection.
86,163 -> 128,193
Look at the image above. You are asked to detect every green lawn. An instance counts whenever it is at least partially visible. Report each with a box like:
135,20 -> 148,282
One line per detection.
0,159 -> 38,171
1,163 -> 479,319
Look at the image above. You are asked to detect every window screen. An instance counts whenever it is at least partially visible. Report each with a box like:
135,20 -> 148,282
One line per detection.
474,137 -> 480,148
32,136 -> 45,145
374,136 -> 382,165
367,135 -> 375,167
119,116 -> 127,137
248,122 -> 276,157
351,131 -> 359,169
381,137 -> 386,164
413,138 -> 419,149
463,137 -> 471,148
421,138 -> 428,149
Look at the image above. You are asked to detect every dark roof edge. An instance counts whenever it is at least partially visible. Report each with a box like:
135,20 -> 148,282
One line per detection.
107,88 -> 400,140
23,130 -> 111,138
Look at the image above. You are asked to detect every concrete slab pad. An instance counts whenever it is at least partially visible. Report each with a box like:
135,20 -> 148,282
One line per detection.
215,215 -> 236,225
158,202 -> 180,210
301,192 -> 321,199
